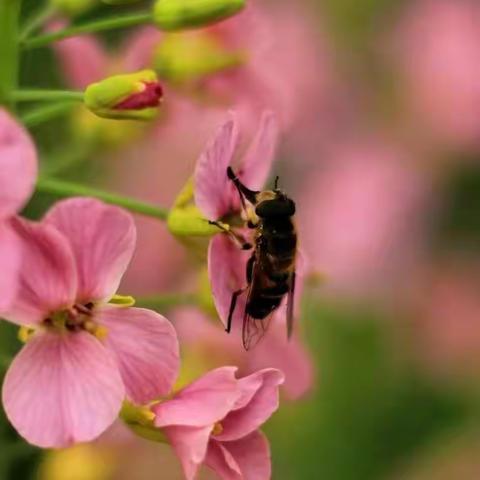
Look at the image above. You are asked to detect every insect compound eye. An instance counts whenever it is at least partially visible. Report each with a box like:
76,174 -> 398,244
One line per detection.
255,198 -> 296,217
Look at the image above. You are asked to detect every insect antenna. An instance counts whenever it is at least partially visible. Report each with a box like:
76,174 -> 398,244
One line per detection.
274,175 -> 280,190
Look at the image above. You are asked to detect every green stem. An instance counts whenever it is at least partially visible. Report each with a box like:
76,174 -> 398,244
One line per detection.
19,3 -> 56,41
22,11 -> 153,50
0,0 -> 22,108
36,177 -> 169,221
12,89 -> 84,102
136,294 -> 197,311
21,101 -> 78,128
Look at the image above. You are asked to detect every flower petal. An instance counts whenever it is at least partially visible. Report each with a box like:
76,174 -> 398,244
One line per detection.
4,217 -> 77,325
249,328 -> 314,401
43,198 -> 136,304
0,223 -> 21,312
153,367 -> 238,428
0,109 -> 37,219
221,431 -> 272,480
164,425 -> 213,480
95,305 -> 179,404
194,113 -> 239,220
240,111 -> 279,191
208,234 -> 249,329
2,331 -> 125,448
206,440 -> 242,480
216,369 -> 283,441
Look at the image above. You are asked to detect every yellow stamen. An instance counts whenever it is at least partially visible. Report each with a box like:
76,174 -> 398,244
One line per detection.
18,326 -> 36,343
109,294 -> 136,307
212,422 -> 223,436
84,321 -> 108,340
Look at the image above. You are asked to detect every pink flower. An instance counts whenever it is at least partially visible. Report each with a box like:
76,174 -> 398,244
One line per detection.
194,111 -> 279,331
153,366 -> 284,480
1,198 -> 179,448
391,0 -> 480,151
174,307 -> 314,400
298,137 -> 431,298
0,109 -> 38,310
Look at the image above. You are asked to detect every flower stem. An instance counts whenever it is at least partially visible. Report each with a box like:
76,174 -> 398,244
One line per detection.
0,0 -> 22,108
136,294 -> 197,311
36,177 -> 169,221
19,3 -> 56,41
21,101 -> 78,128
22,11 -> 153,50
11,89 -> 84,102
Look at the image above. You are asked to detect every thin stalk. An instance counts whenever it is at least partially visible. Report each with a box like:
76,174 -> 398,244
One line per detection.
21,101 -> 78,128
36,177 -> 169,221
20,2 -> 56,41
22,11 -> 153,49
136,294 -> 197,311
0,0 -> 22,108
12,89 -> 84,102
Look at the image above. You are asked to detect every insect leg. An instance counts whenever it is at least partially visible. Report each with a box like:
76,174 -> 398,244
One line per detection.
208,221 -> 252,250
226,167 -> 259,204
226,287 -> 247,333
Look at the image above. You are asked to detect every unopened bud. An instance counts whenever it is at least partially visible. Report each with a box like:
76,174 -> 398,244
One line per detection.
84,70 -> 163,121
154,32 -> 244,85
153,0 -> 245,31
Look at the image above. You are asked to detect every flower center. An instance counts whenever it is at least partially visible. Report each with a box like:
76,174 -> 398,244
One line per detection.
41,303 -> 107,340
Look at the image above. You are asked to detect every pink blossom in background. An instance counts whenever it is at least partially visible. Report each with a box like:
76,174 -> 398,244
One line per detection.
2,198 -> 179,448
153,366 -> 284,480
174,307 -> 314,401
391,0 -> 480,151
0,109 -> 38,311
299,137 -> 432,299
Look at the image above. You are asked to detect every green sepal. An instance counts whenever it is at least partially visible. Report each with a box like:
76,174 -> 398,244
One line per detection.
154,31 -> 244,85
84,70 -> 160,121
153,0 -> 245,31
109,294 -> 136,307
120,401 -> 169,444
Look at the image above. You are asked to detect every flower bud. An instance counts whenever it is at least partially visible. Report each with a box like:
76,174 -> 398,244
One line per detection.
84,70 -> 163,121
154,31 -> 244,85
50,0 -> 96,17
153,0 -> 245,31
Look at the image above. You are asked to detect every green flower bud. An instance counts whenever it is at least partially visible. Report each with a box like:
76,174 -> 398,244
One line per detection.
50,0 -> 97,16
154,31 -> 244,85
153,0 -> 245,31
84,70 -> 163,121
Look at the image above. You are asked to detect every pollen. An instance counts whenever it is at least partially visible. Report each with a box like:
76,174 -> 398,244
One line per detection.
18,326 -> 35,343
212,422 -> 223,436
84,321 -> 108,340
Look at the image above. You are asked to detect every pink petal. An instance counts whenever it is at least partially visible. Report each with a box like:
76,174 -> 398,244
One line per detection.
95,305 -> 179,404
208,234 -> 249,329
122,26 -> 162,72
2,331 -> 124,448
206,440 -> 242,480
216,369 -> 284,441
194,113 -> 239,220
250,329 -> 314,400
0,223 -> 21,312
153,367 -> 239,428
220,430 -> 271,480
164,425 -> 213,480
4,217 -> 77,325
43,198 -> 136,304
0,109 -> 37,219
48,21 -> 109,89
240,111 -> 279,191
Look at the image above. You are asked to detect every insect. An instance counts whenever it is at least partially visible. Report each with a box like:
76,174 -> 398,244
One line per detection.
222,166 -> 297,350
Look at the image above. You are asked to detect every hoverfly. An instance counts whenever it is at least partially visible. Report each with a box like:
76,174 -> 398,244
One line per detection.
219,166 -> 297,350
